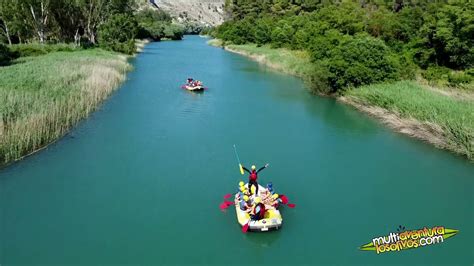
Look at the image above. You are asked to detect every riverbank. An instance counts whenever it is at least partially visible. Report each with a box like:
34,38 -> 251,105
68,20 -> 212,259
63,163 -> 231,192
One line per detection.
208,39 -> 474,160
0,48 -> 131,166
208,39 -> 313,78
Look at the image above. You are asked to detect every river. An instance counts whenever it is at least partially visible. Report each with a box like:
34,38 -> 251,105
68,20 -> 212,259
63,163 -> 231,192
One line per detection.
1,36 -> 472,265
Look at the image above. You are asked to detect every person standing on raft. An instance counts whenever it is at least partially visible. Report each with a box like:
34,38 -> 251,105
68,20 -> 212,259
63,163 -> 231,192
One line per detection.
242,164 -> 269,195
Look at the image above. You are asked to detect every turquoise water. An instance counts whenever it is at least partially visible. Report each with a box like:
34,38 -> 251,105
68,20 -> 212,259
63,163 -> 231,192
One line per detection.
1,36 -> 473,265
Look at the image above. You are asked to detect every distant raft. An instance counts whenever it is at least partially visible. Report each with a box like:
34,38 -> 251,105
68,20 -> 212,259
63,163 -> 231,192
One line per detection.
182,84 -> 205,91
234,184 -> 283,232
182,78 -> 206,91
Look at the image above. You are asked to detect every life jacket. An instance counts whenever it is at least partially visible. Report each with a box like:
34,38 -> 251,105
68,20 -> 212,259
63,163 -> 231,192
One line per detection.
249,170 -> 258,181
251,203 -> 266,220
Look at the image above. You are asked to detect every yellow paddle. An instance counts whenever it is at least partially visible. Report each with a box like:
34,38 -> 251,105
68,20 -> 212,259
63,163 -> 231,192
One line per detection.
233,144 -> 245,175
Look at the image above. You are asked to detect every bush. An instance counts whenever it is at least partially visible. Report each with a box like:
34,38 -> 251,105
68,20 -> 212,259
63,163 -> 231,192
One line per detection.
98,14 -> 138,54
0,43 -> 12,66
466,68 -> 474,76
448,71 -> 473,85
311,34 -> 402,92
9,43 -> 78,58
215,19 -> 255,45
138,21 -> 165,40
422,66 -> 451,81
163,24 -> 184,40
135,9 -> 185,41
305,63 -> 331,94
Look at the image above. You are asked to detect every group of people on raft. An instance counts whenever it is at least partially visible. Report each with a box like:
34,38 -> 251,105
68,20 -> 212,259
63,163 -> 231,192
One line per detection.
186,78 -> 202,87
235,164 -> 282,221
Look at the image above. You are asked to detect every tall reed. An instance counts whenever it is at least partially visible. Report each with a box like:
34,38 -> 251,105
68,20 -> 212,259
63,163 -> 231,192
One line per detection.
347,81 -> 474,159
0,49 -> 130,165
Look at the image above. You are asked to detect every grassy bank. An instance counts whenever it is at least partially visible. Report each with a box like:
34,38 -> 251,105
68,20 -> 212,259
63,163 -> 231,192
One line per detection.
208,40 -> 312,78
209,40 -> 474,160
345,81 -> 473,159
0,49 -> 130,165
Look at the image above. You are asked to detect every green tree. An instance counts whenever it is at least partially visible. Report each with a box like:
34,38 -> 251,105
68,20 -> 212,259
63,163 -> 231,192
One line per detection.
0,0 -> 19,44
163,24 -> 184,40
98,14 -> 138,54
321,34 -> 401,91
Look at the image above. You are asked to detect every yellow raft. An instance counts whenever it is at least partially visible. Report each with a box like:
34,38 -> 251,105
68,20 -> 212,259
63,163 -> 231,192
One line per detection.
234,184 -> 283,232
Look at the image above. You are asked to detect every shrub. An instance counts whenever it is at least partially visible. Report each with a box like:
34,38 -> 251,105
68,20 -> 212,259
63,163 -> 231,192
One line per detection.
135,9 -> 184,41
422,66 -> 451,81
98,14 -> 138,54
312,34 -> 402,92
448,71 -> 473,85
138,21 -> 165,40
305,63 -> 331,94
0,43 -> 12,66
9,43 -> 78,58
163,24 -> 185,40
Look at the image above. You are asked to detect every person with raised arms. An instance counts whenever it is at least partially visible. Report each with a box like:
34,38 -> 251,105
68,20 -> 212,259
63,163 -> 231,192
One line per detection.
242,163 -> 269,195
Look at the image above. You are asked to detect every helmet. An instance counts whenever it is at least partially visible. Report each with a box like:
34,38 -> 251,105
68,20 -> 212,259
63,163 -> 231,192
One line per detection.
243,195 -> 249,201
250,185 -> 256,194
272,194 -> 279,199
239,181 -> 244,187
251,165 -> 256,170
239,186 -> 245,192
254,197 -> 261,204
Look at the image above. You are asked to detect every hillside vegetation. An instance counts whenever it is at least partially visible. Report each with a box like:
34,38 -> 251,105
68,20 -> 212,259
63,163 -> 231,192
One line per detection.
214,1 -> 473,93
0,0 -> 184,55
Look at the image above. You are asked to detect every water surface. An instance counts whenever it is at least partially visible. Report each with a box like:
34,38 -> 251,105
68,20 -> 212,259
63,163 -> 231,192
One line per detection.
1,36 -> 473,265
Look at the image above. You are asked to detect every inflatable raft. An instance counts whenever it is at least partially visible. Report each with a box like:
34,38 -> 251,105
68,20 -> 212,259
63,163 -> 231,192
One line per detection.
234,184 -> 283,232
182,84 -> 205,91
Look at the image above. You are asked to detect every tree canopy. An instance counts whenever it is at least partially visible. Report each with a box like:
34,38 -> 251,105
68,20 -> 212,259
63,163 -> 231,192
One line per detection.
0,0 -> 185,54
215,0 -> 474,92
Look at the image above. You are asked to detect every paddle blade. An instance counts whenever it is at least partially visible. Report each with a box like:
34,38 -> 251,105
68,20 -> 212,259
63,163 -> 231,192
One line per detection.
219,201 -> 234,211
223,194 -> 232,199
287,203 -> 296,208
219,202 -> 227,211
239,164 -> 244,175
242,222 -> 249,233
280,195 -> 289,204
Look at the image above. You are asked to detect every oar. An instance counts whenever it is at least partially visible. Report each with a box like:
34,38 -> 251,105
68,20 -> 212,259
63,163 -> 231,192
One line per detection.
242,221 -> 250,233
219,200 -> 234,211
279,195 -> 296,208
233,144 -> 245,175
223,193 -> 232,199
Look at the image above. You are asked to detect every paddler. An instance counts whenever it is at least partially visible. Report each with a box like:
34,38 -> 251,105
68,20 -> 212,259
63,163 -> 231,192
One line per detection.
240,195 -> 251,211
242,163 -> 269,195
250,197 -> 266,220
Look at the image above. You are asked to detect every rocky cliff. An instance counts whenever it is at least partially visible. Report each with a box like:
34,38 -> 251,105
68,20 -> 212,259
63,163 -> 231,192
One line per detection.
150,0 -> 225,26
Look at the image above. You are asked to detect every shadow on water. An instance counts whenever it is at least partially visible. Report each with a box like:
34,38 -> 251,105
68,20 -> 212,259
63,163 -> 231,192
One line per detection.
265,74 -> 379,136
304,95 -> 379,134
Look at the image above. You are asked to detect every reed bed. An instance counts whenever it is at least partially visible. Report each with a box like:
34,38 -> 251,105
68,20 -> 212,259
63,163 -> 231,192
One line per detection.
346,81 -> 474,160
0,49 -> 130,165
